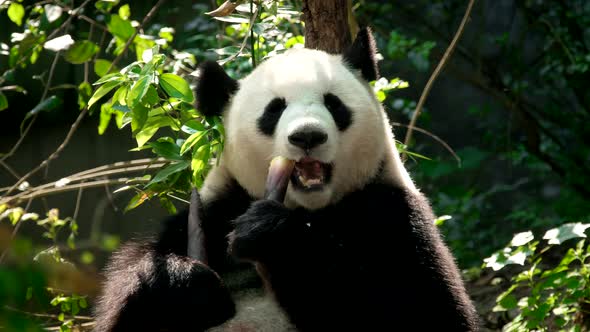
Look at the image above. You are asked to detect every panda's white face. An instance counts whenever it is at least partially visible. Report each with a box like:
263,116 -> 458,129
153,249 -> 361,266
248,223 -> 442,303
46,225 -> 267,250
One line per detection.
220,48 -> 391,210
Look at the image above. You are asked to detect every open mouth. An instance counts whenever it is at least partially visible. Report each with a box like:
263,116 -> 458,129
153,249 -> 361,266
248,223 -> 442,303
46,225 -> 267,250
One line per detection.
291,157 -> 332,191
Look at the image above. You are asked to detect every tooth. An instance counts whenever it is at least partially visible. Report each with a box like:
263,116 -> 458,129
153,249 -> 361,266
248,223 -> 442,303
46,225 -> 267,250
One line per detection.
265,156 -> 295,202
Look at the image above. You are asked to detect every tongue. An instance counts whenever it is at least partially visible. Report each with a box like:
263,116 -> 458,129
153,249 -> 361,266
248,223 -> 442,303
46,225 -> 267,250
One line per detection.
296,159 -> 323,180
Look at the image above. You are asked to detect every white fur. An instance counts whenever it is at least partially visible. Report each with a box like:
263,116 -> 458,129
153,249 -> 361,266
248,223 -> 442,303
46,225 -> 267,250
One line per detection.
208,48 -> 416,210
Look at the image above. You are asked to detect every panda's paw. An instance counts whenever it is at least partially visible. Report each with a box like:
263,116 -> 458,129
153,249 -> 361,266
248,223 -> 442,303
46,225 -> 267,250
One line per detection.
229,199 -> 291,260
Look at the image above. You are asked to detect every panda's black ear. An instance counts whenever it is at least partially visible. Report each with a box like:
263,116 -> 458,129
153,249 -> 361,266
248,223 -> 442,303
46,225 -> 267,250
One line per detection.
343,27 -> 379,82
195,61 -> 239,116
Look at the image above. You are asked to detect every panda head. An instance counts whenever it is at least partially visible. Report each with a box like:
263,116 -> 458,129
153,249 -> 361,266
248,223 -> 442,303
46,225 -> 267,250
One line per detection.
196,28 -> 414,210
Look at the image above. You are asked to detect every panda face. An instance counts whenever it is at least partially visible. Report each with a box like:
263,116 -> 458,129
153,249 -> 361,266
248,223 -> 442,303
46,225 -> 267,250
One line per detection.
220,48 -> 388,210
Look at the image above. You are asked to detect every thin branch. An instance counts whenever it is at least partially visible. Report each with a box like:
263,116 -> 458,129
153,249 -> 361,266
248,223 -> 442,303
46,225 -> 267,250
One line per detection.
219,4 -> 260,65
3,107 -> 89,197
13,178 -> 150,203
106,0 -> 167,73
72,187 -> 83,221
403,0 -> 476,152
0,161 -> 21,180
1,160 -> 165,205
0,50 -> 61,164
2,306 -> 93,321
391,122 -> 460,165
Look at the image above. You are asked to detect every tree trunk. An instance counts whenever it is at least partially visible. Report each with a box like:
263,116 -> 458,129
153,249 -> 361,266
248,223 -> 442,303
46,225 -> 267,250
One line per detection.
302,0 -> 355,54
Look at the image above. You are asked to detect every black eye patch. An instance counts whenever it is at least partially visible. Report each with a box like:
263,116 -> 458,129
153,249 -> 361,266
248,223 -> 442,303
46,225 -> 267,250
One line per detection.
324,93 -> 352,131
257,97 -> 287,136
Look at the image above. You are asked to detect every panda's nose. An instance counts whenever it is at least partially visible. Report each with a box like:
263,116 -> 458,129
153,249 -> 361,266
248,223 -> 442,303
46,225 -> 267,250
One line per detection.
288,129 -> 328,151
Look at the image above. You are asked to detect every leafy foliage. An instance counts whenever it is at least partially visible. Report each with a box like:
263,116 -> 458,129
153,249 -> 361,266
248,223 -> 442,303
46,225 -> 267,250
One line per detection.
484,223 -> 590,331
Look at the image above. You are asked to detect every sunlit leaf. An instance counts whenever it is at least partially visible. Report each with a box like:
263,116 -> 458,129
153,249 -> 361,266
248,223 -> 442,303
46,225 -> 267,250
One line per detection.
130,103 -> 149,134
93,72 -> 125,85
44,34 -> 74,52
107,14 -> 135,41
127,75 -> 151,109
88,80 -> 122,108
98,104 -> 113,135
180,131 -> 208,155
159,73 -> 194,103
510,231 -> 534,247
94,59 -> 114,77
44,4 -> 63,23
118,4 -> 131,20
125,190 -> 155,212
95,0 -> 119,12
543,223 -> 590,245
64,40 -> 99,64
8,2 -> 25,26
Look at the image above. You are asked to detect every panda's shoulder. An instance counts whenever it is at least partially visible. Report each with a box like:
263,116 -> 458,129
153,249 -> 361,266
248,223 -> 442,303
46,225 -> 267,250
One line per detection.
344,182 -> 431,210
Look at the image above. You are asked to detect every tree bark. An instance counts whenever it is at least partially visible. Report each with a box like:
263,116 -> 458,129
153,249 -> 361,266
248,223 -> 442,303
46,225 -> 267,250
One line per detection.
302,0 -> 354,54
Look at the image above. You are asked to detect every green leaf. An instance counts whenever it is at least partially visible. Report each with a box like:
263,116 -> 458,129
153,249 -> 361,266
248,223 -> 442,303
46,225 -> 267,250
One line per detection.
434,215 -> 452,226
127,75 -> 151,109
143,85 -> 159,106
148,161 -> 190,185
77,82 -> 92,110
130,103 -> 149,134
181,119 -> 206,134
118,4 -> 130,20
135,125 -> 158,148
0,92 -> 8,112
107,14 -> 135,41
159,73 -> 194,103
134,116 -> 177,147
543,223 -> 590,245
95,0 -> 119,12
26,286 -> 33,300
21,96 -> 62,132
94,59 -> 114,77
191,143 -> 210,175
79,297 -> 88,309
180,131 -> 208,155
8,2 -> 25,26
93,72 -> 124,85
64,40 -> 99,64
88,80 -> 122,109
98,104 -> 113,135
124,190 -> 155,212
112,84 -> 129,105
159,197 -> 177,214
150,141 -> 182,160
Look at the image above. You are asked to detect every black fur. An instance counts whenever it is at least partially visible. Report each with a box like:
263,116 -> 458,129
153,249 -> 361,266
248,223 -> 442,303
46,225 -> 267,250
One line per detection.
195,61 -> 239,116
257,97 -> 287,136
93,180 -> 253,332
93,213 -> 235,332
343,27 -> 379,82
324,93 -> 352,131
229,181 -> 479,331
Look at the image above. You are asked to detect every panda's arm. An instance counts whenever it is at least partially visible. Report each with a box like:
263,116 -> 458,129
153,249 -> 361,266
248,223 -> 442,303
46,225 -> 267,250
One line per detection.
93,180 -> 253,332
382,187 -> 480,331
229,184 -> 479,331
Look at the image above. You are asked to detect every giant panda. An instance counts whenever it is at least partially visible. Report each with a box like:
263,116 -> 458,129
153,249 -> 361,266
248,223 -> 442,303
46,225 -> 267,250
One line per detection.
93,28 -> 479,332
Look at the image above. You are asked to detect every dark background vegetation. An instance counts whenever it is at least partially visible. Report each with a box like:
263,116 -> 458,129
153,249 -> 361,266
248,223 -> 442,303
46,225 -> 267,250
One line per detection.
0,0 -> 588,331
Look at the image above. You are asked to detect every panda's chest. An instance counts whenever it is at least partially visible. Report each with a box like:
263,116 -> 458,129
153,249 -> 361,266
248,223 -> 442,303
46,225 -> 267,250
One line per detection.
300,210 -> 363,260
